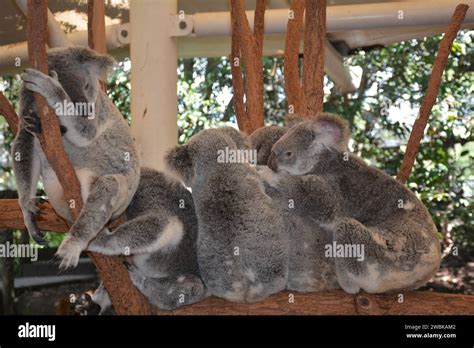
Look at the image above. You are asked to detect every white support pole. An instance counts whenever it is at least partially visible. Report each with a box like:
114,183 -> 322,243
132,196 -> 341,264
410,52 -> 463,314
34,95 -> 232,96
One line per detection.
15,0 -> 71,47
130,0 -> 178,171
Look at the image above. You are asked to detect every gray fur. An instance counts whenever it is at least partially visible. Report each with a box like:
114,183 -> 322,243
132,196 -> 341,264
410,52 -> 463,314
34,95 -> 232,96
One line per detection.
267,113 -> 441,293
166,128 -> 289,302
251,115 -> 340,292
87,168 -> 208,311
248,113 -> 304,165
12,46 -> 140,270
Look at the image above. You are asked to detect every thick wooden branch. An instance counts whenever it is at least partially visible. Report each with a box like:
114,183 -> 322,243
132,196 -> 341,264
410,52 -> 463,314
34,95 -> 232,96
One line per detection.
87,0 -> 153,315
254,0 -> 266,53
230,5 -> 247,132
0,92 -> 19,135
230,0 -> 265,134
397,4 -> 469,184
156,290 -> 474,315
284,0 -> 304,114
302,0 -> 326,118
0,199 -> 68,232
27,0 -> 84,219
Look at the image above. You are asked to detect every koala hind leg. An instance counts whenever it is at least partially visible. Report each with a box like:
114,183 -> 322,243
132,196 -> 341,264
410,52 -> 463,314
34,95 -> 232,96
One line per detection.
56,174 -> 130,270
333,218 -> 374,294
87,210 -> 184,256
90,282 -> 112,315
129,268 -> 208,310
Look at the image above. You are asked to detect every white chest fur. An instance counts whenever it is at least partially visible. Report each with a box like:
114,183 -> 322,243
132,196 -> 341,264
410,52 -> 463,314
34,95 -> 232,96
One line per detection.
42,167 -> 98,221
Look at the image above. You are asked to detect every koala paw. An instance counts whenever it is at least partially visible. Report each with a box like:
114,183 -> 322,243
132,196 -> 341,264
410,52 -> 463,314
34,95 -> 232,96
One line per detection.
256,165 -> 281,188
22,115 -> 42,135
26,196 -> 46,215
21,68 -> 65,107
56,235 -> 87,271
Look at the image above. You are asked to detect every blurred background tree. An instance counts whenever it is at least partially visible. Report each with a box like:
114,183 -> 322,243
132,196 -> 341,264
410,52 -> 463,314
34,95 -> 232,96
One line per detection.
0,30 -> 472,293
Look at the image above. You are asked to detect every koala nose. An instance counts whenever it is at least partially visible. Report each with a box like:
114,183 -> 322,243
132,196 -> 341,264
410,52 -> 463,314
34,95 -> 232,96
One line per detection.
268,151 -> 278,171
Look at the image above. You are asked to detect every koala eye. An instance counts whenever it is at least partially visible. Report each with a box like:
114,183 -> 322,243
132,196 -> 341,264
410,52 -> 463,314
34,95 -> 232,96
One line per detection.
84,82 -> 90,91
285,151 -> 293,158
311,132 -> 316,140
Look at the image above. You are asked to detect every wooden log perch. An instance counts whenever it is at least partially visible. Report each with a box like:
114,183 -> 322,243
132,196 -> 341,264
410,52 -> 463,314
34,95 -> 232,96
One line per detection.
230,0 -> 265,134
0,92 -> 19,135
156,290 -> 474,315
397,4 -> 469,184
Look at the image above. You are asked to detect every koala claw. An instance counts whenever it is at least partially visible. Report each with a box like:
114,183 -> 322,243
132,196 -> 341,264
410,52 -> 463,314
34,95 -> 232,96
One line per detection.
56,235 -> 87,270
22,116 -> 41,135
21,68 -> 63,102
26,197 -> 46,215
29,228 -> 48,246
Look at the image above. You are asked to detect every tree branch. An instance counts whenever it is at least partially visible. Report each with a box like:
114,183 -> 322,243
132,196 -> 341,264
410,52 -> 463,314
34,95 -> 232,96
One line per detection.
284,0 -> 304,114
27,0 -> 84,219
397,4 -> 469,184
230,0 -> 265,134
0,92 -> 19,135
156,290 -> 474,315
302,0 -> 326,117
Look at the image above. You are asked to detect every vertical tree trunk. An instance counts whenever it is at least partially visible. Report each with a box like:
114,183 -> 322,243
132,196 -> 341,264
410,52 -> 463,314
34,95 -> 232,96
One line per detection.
230,0 -> 266,134
397,4 -> 469,184
302,0 -> 326,118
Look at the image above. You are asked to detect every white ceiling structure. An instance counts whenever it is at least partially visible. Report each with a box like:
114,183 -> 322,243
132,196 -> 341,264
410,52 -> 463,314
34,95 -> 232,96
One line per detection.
0,0 -> 473,92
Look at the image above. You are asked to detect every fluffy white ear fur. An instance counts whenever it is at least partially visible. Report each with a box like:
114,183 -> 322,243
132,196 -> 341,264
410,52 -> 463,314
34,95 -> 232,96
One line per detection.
314,114 -> 350,150
316,120 -> 342,148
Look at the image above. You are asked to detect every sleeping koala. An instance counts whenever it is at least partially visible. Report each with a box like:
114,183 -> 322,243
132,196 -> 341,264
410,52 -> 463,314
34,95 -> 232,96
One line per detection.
166,127 -> 289,302
12,46 -> 140,270
251,116 -> 340,292
266,113 -> 441,294
86,168 -> 208,311
249,113 -> 303,165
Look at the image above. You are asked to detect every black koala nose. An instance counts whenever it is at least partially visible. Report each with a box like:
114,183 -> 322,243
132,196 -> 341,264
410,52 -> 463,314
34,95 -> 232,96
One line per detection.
268,151 -> 278,171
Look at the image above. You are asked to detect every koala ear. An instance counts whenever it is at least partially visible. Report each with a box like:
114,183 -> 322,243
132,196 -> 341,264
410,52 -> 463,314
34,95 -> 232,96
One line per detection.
165,145 -> 194,182
81,50 -> 115,82
315,113 -> 350,150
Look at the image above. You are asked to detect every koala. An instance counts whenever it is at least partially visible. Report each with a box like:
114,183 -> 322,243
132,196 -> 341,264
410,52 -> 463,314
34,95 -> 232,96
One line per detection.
251,116 -> 339,292
166,127 -> 289,302
12,46 -> 140,270
249,113 -> 304,165
86,168 -> 208,311
266,112 -> 441,294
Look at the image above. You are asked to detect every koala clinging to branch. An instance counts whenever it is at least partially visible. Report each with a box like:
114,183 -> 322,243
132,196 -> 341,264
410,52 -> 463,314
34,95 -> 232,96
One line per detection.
12,46 -> 140,270
265,113 -> 441,293
166,128 -> 289,302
